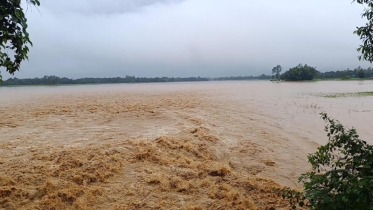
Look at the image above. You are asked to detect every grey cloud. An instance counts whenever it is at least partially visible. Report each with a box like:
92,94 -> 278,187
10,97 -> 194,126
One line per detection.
42,0 -> 184,15
5,0 -> 372,79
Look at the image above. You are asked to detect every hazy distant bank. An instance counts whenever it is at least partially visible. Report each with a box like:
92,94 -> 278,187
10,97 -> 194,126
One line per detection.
2,74 -> 373,87
0,75 -> 271,86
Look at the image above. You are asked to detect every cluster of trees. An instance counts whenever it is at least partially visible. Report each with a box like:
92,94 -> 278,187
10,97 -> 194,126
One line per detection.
318,66 -> 373,79
272,64 -> 373,81
278,64 -> 319,81
0,74 -> 272,86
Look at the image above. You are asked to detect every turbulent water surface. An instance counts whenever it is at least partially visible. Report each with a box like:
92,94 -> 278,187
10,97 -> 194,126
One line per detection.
1,80 -> 372,209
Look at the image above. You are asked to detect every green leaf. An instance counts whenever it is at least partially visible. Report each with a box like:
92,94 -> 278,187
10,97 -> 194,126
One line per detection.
0,0 -> 40,75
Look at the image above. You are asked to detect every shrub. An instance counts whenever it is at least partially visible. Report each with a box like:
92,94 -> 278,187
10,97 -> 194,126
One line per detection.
341,75 -> 351,80
283,113 -> 373,210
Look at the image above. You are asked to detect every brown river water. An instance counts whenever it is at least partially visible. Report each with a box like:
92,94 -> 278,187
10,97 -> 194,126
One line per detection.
0,80 -> 372,209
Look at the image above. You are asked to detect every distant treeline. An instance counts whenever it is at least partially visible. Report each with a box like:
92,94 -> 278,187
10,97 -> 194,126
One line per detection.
212,74 -> 271,81
0,74 -> 271,86
317,66 -> 373,79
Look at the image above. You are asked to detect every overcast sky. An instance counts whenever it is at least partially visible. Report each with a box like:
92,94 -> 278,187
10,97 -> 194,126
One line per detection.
5,0 -> 372,78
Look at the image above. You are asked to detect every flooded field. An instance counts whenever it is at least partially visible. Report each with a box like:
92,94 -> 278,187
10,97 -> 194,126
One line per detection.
0,80 -> 372,209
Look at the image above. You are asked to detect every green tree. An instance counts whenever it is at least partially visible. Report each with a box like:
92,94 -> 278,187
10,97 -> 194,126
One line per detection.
272,65 -> 282,81
0,0 -> 40,81
357,69 -> 366,78
281,64 -> 319,81
354,0 -> 373,62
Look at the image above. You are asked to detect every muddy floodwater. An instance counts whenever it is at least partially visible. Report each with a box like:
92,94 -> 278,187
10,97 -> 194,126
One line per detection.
0,80 -> 372,209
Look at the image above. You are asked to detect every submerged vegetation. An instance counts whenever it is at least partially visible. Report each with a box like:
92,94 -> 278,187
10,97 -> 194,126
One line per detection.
283,113 -> 373,209
320,91 -> 373,98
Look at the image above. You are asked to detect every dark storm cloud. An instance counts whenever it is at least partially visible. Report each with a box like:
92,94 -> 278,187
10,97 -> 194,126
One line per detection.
6,0 -> 372,79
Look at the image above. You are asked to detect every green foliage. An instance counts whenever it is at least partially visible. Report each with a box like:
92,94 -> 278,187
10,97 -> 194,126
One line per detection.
281,188 -> 307,209
354,0 -> 373,62
318,66 -> 373,79
283,113 -> 373,210
357,69 -> 366,78
281,64 -> 319,81
271,65 -> 282,81
341,75 -> 351,80
0,0 -> 40,78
